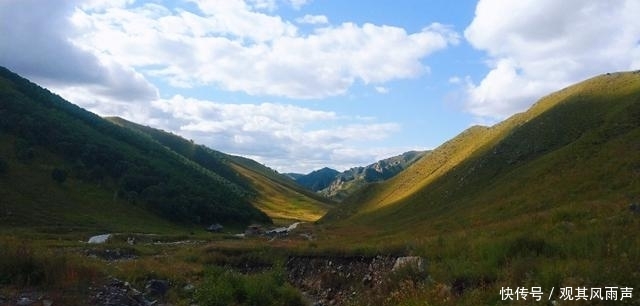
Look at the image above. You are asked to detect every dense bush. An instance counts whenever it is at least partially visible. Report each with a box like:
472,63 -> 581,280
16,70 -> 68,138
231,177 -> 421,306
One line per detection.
196,267 -> 304,306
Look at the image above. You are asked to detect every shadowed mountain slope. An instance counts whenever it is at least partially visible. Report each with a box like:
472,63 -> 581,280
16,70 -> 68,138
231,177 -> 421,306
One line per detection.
0,66 -> 272,231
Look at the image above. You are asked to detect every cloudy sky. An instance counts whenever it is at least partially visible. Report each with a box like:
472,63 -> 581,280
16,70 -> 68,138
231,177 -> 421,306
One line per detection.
1,0 -> 639,173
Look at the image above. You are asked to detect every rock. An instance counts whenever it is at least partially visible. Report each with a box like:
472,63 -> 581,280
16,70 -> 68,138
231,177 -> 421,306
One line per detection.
245,224 -> 263,236
92,278 -> 154,306
299,233 -> 314,240
206,223 -> 223,232
362,273 -> 372,285
183,284 -> 195,292
16,297 -> 34,306
88,234 -> 112,244
392,256 -> 425,272
86,248 -> 137,261
146,279 -> 170,298
630,202 -> 640,214
287,222 -> 303,231
42,299 -> 54,306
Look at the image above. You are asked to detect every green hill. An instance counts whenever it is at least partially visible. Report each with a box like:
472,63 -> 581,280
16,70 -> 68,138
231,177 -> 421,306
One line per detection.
107,117 -> 333,222
0,66 -> 270,232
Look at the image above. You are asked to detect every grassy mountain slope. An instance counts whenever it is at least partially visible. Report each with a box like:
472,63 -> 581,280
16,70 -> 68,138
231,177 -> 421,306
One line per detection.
0,66 -> 269,231
0,133 -> 186,234
107,117 -> 333,222
325,71 -> 640,224
316,71 -> 640,303
228,162 -> 333,222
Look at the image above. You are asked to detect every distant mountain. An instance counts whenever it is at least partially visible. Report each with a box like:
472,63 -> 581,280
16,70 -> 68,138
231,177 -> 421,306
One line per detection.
284,173 -> 305,181
320,151 -> 428,201
293,151 -> 428,201
0,66 -> 329,231
293,167 -> 341,192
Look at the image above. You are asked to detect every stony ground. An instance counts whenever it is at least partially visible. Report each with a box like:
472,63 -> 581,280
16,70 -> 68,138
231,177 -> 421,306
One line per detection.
286,255 -> 415,306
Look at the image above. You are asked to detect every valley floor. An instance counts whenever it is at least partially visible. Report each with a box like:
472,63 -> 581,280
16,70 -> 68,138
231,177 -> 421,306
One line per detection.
2,205 -> 640,306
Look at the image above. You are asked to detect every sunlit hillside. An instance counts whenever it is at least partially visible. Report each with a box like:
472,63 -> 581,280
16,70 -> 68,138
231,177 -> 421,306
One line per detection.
324,71 -> 640,227
107,117 -> 334,222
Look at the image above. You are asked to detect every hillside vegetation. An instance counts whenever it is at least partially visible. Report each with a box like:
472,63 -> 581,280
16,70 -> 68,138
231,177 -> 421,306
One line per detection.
0,66 -> 272,230
325,71 -> 640,225
108,117 -> 333,222
315,71 -> 640,304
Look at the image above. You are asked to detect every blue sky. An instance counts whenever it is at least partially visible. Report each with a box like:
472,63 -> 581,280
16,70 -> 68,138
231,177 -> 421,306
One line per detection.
1,0 -> 639,173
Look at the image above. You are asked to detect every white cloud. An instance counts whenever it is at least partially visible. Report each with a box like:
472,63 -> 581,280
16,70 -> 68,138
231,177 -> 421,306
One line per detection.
247,0 -> 278,11
0,0 -> 446,172
148,96 -> 401,173
375,86 -> 389,94
463,0 -> 640,120
0,0 -> 158,105
287,0 -> 311,10
79,0 -> 135,11
70,2 -> 459,99
448,76 -> 461,84
295,14 -> 328,25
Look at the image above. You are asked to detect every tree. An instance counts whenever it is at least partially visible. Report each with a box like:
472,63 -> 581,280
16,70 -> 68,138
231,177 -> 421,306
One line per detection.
51,168 -> 67,183
0,157 -> 7,174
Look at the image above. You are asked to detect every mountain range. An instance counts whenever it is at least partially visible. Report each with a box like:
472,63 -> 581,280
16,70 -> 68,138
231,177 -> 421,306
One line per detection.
288,150 -> 428,201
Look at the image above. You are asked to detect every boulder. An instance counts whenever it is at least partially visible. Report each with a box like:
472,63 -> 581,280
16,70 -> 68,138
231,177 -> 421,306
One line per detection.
392,256 -> 425,272
206,223 -> 224,232
16,297 -> 34,306
88,234 -> 112,244
146,279 -> 170,298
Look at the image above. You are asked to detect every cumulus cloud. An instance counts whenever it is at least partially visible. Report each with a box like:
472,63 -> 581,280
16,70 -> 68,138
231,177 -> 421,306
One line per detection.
0,0 -> 443,172
463,0 -> 640,120
374,86 -> 389,94
70,2 -> 459,99
295,14 -> 329,25
149,96 -> 401,172
287,0 -> 311,10
0,0 -> 158,105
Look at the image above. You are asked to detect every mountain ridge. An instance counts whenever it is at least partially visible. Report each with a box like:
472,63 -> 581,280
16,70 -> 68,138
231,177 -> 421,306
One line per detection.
289,150 -> 428,201
0,66 -> 329,231
322,70 -> 640,228
107,116 -> 333,221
